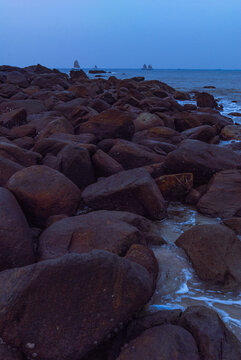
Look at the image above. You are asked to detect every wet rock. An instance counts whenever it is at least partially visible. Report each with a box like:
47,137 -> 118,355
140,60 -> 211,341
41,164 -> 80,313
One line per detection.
196,92 -> 218,108
133,126 -> 185,145
0,108 -> 27,129
109,140 -> 165,170
197,170 -> 241,218
0,188 -> 34,271
7,165 -> 80,227
0,156 -> 23,186
0,141 -> 41,166
117,324 -> 200,360
223,217 -> 241,235
92,149 -> 124,177
77,109 -> 135,141
221,125 -> 241,140
155,173 -> 193,201
0,251 -> 154,360
228,112 -> 241,117
39,210 -> 159,260
57,144 -> 95,188
163,139 -> 241,185
176,224 -> 241,287
174,90 -> 190,100
133,112 -> 164,132
81,168 -> 166,220
179,306 -> 241,360
182,125 -> 216,142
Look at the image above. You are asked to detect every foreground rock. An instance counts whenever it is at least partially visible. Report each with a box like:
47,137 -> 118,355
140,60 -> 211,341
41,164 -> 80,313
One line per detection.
0,251 -> 154,360
81,168 -> 166,220
179,306 -> 241,360
0,188 -> 34,271
221,124 -> 241,140
7,165 -> 80,227
0,156 -> 23,186
176,224 -> 241,287
197,169 -> 241,218
155,173 -> 193,201
163,139 -> 241,185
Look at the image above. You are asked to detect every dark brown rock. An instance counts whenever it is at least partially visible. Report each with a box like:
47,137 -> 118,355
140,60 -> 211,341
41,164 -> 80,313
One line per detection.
0,251 -> 154,360
0,84 -> 19,98
176,224 -> 241,287
0,141 -> 41,166
164,139 -> 241,185
221,125 -> 241,141
223,217 -> 241,235
36,116 -> 74,141
0,344 -> 23,360
179,306 -> 241,360
196,92 -> 218,108
134,112 -> 164,132
197,170 -> 241,218
117,324 -> 200,360
69,69 -> 89,81
0,188 -> 34,271
13,136 -> 34,150
182,125 -> 216,142
0,156 -> 23,186
0,99 -> 47,115
0,108 -> 27,129
81,168 -> 166,220
155,173 -> 193,201
133,126 -> 185,145
7,165 -> 80,227
92,149 -> 124,177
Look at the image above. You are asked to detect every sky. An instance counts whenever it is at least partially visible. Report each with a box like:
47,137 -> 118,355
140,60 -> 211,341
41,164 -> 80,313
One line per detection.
0,0 -> 241,69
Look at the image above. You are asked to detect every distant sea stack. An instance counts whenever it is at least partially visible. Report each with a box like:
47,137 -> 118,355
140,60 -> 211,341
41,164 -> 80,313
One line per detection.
73,60 -> 80,69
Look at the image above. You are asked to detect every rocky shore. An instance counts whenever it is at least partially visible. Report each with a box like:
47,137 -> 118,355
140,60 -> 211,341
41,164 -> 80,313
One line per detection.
0,64 -> 240,360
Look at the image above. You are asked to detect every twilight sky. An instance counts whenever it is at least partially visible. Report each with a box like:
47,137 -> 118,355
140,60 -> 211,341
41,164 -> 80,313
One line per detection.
0,0 -> 240,69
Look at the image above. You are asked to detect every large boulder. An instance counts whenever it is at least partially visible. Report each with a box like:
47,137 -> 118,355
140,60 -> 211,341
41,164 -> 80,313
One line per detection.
0,141 -> 41,166
109,140 -> 165,170
77,109 -> 135,141
81,168 -> 166,220
182,125 -> 216,142
0,188 -> 34,272
155,173 -> 193,201
7,165 -> 80,227
179,306 -> 241,360
176,224 -> 241,287
38,210 -> 160,260
0,251 -> 154,360
133,126 -> 185,145
163,139 -> 241,185
197,170 -> 241,218
0,156 -> 23,186
92,149 -> 124,177
0,99 -> 47,115
134,112 -> 164,132
0,108 -> 27,129
221,125 -> 241,141
196,92 -> 218,108
56,144 -> 95,188
117,324 -> 200,360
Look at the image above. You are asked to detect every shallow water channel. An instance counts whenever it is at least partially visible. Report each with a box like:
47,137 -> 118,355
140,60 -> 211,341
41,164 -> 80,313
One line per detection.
148,203 -> 241,341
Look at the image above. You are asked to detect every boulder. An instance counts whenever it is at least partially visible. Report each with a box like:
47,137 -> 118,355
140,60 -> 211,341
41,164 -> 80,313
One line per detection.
197,170 -> 241,218
81,168 -> 166,220
0,99 -> 47,115
13,136 -> 34,150
0,156 -> 23,186
7,165 -> 80,227
179,306 -> 241,360
182,125 -> 216,142
0,251 -> 154,360
0,188 -> 34,272
134,112 -> 164,132
69,69 -> 89,81
163,139 -> 241,185
36,116 -> 74,141
176,224 -> 241,287
196,92 -> 218,108
38,210 -> 158,260
11,123 -> 36,138
0,141 -> 41,166
109,140 -> 165,170
117,324 -> 200,360
0,108 -> 27,129
56,144 -> 95,188
6,70 -> 29,88
223,217 -> 241,235
0,84 -> 19,98
155,173 -> 193,201
77,109 -> 135,141
221,125 -> 241,141
133,126 -> 185,145
92,149 -> 124,177
31,73 -> 69,89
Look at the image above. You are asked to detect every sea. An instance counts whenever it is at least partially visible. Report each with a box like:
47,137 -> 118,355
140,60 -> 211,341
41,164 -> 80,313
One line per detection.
60,68 -> 241,340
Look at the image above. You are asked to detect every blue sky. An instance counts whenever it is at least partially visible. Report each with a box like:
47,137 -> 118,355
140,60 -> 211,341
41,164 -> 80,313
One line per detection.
0,0 -> 240,69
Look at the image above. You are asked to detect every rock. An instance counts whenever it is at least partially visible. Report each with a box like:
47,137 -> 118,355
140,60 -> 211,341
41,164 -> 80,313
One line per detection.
89,70 -> 107,74
197,170 -> 241,218
77,109 -> 135,141
221,125 -> 241,140
185,188 -> 201,205
6,71 -> 29,88
155,173 -> 193,201
223,217 -> 241,235
109,140 -> 165,170
179,306 -> 241,360
163,139 -> 241,185
90,98 -> 111,113
0,344 -> 23,360
31,73 -> 69,89
0,99 -> 47,115
7,165 -> 80,227
117,324 -> 200,360
134,112 -> 164,132
0,108 -> 27,129
0,188 -> 34,271
0,156 -> 23,186
0,251 -> 154,360
133,126 -> 185,145
38,210 -> 159,260
228,112 -> 241,117
182,125 -> 216,142
204,86 -> 216,89
92,149 -> 124,177
0,141 -> 42,166
56,144 -> 95,188
11,123 -> 36,138
36,116 -> 74,141
176,224 -> 241,287
13,136 -> 34,150
196,92 -> 218,108
69,69 -> 89,81
81,168 -> 166,220
174,90 -> 190,100
0,84 -> 19,98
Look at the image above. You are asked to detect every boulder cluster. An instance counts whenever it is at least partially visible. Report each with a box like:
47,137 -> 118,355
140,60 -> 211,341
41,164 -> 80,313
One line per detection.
0,64 -> 240,359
